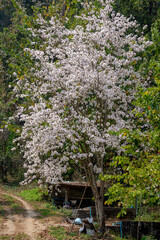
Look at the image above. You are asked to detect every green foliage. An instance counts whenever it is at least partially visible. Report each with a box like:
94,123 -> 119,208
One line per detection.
50,226 -> 67,240
49,226 -> 90,240
141,236 -> 157,240
0,233 -> 30,240
134,206 -> 160,222
140,19 -> 160,86
16,0 -> 53,15
0,204 -> 5,216
19,187 -> 44,201
113,0 -> 160,30
10,202 -> 24,214
38,208 -> 53,217
0,0 -> 15,31
1,194 -> 24,214
0,126 -> 23,182
0,0 -> 46,182
45,202 -> 57,210
3,194 -> 14,202
42,202 -> 72,217
58,207 -> 72,217
103,10 -> 160,215
37,203 -> 57,218
103,92 -> 160,213
104,125 -> 160,215
112,234 -> 157,240
113,236 -> 133,240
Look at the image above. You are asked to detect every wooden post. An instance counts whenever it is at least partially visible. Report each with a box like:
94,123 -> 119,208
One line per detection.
65,188 -> 68,202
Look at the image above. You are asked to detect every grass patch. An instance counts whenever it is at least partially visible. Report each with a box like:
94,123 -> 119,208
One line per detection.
0,204 -> 5,216
37,202 -> 72,218
0,194 -> 24,214
49,226 -> 93,240
19,188 -> 43,202
141,236 -> 157,240
10,203 -> 23,214
36,202 -> 57,218
3,195 -> 23,213
45,202 -> 72,217
0,233 -> 30,240
58,207 -> 72,217
50,226 -> 67,240
3,195 -> 14,202
112,234 -> 157,240
38,208 -> 53,217
113,236 -> 134,240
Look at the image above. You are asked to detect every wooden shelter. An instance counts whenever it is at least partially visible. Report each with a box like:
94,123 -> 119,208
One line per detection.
51,181 -> 108,208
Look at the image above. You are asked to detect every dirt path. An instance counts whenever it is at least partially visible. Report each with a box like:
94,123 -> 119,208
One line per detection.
0,192 -> 46,240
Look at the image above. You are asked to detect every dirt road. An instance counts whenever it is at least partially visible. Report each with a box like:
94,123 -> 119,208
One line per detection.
0,192 -> 46,240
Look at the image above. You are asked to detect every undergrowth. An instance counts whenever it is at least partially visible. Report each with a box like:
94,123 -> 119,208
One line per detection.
0,233 -> 30,240
141,236 -> 157,240
49,226 -> 90,240
19,187 -> 44,201
134,206 -> 160,222
38,202 -> 72,218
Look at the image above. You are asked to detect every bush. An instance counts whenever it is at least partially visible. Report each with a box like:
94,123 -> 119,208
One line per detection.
19,187 -> 43,201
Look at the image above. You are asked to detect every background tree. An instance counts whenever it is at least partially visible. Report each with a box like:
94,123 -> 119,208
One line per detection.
0,0 -> 42,182
113,0 -> 160,30
103,19 -> 160,215
0,0 -> 15,31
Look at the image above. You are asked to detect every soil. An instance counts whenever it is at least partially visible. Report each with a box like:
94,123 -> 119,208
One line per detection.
0,190 -> 65,240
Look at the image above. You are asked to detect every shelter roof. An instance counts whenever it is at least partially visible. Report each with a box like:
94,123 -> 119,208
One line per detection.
52,181 -> 109,188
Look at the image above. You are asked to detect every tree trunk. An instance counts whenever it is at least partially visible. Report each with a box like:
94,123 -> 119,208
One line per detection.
95,195 -> 105,229
83,156 -> 105,230
89,179 -> 105,229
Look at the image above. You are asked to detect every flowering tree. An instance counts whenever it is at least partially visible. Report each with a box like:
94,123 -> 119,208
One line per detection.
13,0 -> 150,228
